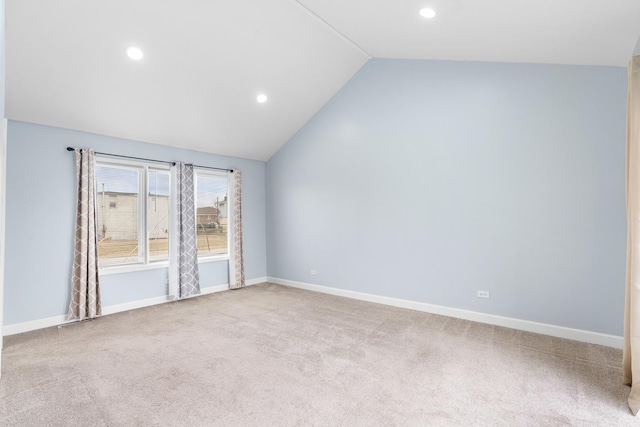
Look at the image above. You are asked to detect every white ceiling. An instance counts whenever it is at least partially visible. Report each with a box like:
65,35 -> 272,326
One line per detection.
5,0 -> 368,161
299,0 -> 640,66
6,1 -> 640,161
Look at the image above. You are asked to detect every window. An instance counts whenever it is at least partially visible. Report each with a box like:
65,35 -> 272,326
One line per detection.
148,169 -> 171,262
96,159 -> 170,268
195,171 -> 228,258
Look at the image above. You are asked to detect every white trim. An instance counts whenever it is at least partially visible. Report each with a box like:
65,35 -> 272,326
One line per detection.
0,120 -> 7,360
194,168 -> 230,263
96,159 -> 172,271
198,255 -> 229,264
99,261 -> 169,276
2,276 -> 267,336
168,162 -> 178,297
2,314 -> 69,337
243,277 -> 266,287
95,155 -> 171,171
99,255 -> 229,275
267,277 -> 624,349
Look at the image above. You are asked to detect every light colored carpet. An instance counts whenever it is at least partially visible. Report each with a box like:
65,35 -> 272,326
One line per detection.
0,283 -> 633,426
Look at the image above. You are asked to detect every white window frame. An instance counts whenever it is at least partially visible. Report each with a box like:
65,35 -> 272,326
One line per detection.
194,169 -> 230,263
96,157 -> 172,275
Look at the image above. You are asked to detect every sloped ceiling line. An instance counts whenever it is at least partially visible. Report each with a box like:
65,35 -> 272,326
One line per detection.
291,0 -> 372,59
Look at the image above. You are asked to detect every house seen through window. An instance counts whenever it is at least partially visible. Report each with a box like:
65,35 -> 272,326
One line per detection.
96,161 -> 170,267
195,171 -> 228,257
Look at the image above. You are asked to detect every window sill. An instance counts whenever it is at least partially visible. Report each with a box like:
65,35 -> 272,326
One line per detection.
98,256 -> 229,276
198,255 -> 229,264
99,261 -> 169,276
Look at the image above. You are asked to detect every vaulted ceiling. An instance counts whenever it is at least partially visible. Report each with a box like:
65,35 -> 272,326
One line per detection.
6,0 -> 640,161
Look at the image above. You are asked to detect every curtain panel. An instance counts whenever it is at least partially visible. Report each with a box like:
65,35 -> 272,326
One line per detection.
169,162 -> 201,299
625,55 -> 640,415
229,170 -> 245,289
68,148 -> 101,320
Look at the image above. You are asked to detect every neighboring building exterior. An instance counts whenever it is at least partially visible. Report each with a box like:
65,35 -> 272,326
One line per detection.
97,192 -> 169,240
196,206 -> 219,226
97,192 -> 228,241
196,196 -> 228,231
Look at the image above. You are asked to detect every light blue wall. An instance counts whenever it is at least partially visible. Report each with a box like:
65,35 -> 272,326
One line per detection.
5,121 -> 266,325
266,58 -> 627,336
0,0 -> 4,123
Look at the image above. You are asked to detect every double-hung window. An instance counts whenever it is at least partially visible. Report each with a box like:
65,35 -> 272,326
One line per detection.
96,159 -> 171,268
194,170 -> 229,259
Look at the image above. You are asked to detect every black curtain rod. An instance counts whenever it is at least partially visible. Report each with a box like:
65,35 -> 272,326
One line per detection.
66,147 -> 233,172
66,146 -> 174,166
187,163 -> 234,173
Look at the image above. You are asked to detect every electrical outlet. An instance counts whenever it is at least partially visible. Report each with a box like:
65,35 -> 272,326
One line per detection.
310,269 -> 317,275
477,290 -> 490,299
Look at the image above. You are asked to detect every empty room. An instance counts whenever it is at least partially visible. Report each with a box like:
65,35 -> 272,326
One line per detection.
1,0 -> 640,425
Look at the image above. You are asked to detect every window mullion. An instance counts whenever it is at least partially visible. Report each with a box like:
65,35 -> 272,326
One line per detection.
141,166 -> 148,265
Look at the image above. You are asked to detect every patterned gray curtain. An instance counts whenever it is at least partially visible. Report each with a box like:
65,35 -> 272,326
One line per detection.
169,162 -> 200,299
68,148 -> 101,320
229,170 -> 245,289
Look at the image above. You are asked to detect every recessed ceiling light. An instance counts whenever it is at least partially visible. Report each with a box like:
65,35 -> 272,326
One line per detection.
419,8 -> 436,19
257,94 -> 268,103
126,46 -> 144,60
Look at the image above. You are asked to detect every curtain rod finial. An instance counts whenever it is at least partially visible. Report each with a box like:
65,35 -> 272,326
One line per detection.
66,147 -> 75,151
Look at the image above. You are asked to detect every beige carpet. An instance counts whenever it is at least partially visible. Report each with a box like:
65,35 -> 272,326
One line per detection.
0,283 -> 633,426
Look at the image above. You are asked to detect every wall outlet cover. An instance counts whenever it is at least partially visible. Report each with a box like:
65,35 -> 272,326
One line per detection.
477,290 -> 490,299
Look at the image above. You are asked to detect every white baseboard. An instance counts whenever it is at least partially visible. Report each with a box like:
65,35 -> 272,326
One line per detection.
244,277 -> 267,287
267,277 -> 624,349
3,314 -> 70,337
2,276 -> 267,336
